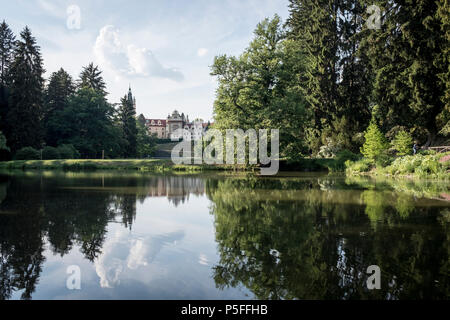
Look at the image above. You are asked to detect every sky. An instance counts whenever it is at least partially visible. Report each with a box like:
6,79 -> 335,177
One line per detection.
1,0 -> 290,122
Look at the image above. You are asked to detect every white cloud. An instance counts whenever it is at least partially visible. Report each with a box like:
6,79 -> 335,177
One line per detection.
95,229 -> 185,288
197,48 -> 208,57
94,25 -> 184,82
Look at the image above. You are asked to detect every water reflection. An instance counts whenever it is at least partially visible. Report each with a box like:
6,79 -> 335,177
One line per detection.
207,177 -> 449,299
0,171 -> 448,300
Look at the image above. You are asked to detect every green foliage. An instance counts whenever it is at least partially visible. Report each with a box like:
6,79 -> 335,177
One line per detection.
78,63 -> 107,97
211,16 -> 309,160
0,20 -> 15,86
5,27 -> 44,152
41,146 -> 60,160
57,144 -> 80,159
117,89 -> 137,158
391,130 -> 413,156
136,119 -> 156,158
360,0 -> 447,145
14,147 -> 40,160
49,88 -> 121,159
287,0 -> 371,153
348,152 -> 449,179
345,159 -> 374,174
43,68 -> 75,146
384,154 -> 449,178
360,121 -> 389,161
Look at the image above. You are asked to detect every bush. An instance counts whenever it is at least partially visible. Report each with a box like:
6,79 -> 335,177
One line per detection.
14,147 -> 40,160
42,146 -> 60,160
375,154 -> 393,167
391,130 -> 413,156
383,154 -> 447,177
327,150 -> 361,172
57,144 -> 80,159
345,159 -> 373,174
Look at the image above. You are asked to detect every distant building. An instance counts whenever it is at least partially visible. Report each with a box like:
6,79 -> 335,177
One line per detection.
145,110 -> 212,141
126,88 -> 211,141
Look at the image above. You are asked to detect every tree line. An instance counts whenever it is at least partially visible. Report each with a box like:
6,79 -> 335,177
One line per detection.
211,0 -> 449,160
0,21 -> 156,159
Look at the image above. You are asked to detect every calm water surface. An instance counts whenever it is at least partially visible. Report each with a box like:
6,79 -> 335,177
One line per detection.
0,171 -> 448,300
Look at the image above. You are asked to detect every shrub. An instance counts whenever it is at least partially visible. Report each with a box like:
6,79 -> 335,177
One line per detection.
391,130 -> 413,156
42,146 -> 60,160
360,121 -> 389,161
57,144 -> 80,159
345,159 -> 373,174
384,154 -> 447,177
327,150 -> 361,171
375,154 -> 393,167
14,147 -> 40,160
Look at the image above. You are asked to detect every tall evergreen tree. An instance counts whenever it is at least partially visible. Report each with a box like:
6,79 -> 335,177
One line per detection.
0,21 -> 15,139
117,87 -> 137,158
44,68 -> 75,146
51,87 -> 119,158
78,62 -> 107,97
6,27 -> 44,151
436,0 -> 449,136
0,20 -> 15,86
286,0 -> 371,153
286,0 -> 340,152
360,0 -> 447,145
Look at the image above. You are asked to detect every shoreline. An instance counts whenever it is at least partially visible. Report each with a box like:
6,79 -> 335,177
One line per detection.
0,158 -> 448,181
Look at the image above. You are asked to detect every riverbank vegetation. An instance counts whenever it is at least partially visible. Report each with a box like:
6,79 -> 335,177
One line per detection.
0,159 -> 238,173
346,152 -> 450,179
210,1 -> 449,166
0,1 -> 449,174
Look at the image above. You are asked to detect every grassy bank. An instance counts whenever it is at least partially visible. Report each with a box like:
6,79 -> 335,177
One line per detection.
0,159 -> 236,173
0,157 -> 350,174
345,152 -> 450,179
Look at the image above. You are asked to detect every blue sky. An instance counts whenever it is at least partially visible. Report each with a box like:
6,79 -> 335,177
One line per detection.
2,0 -> 290,121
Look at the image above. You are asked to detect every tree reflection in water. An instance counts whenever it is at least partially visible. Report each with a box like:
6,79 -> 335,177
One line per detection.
206,176 -> 450,300
0,172 -> 448,300
0,172 -> 205,300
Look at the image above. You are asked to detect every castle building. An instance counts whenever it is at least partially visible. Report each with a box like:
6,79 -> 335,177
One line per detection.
126,87 -> 211,141
146,110 -> 211,141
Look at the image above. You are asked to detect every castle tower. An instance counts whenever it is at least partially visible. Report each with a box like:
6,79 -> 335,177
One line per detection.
128,85 -> 136,109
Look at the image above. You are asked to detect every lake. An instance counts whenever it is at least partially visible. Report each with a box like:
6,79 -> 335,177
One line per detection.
0,171 -> 448,300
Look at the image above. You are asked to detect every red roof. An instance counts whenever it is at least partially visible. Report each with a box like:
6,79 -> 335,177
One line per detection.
146,119 -> 167,127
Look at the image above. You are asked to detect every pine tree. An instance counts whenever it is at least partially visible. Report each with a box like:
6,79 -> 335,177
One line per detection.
286,0 -> 371,153
78,63 -> 107,97
436,0 -> 449,136
360,121 -> 389,161
0,21 -> 15,138
6,26 -> 44,152
44,68 -> 75,146
391,130 -> 413,156
0,20 -> 15,86
286,0 -> 339,131
360,0 -> 446,146
117,87 -> 137,158
136,117 -> 156,158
